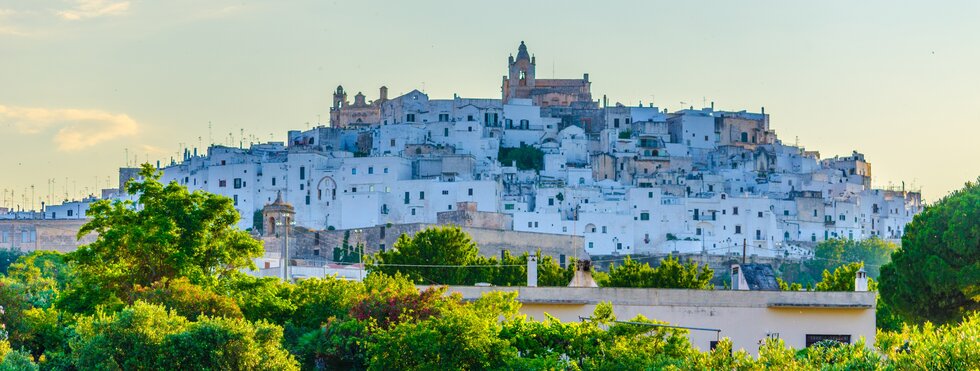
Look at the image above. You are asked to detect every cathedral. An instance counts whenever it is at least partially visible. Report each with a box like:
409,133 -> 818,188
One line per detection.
501,41 -> 594,108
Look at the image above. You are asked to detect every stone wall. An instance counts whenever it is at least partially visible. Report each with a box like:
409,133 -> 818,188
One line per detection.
0,219 -> 96,253
284,222 -> 587,264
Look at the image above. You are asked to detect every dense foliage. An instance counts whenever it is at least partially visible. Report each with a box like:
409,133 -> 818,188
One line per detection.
593,255 -> 714,289
497,145 -> 545,171
368,225 -> 575,286
881,178 -> 980,325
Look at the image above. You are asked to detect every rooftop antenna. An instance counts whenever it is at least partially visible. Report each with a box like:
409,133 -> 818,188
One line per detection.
125,148 -> 129,167
208,121 -> 213,146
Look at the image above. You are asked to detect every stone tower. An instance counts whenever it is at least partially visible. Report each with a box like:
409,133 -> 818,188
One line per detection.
332,85 -> 348,110
262,191 -> 295,238
502,41 -> 536,103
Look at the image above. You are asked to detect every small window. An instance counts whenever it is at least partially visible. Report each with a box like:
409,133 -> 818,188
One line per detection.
805,335 -> 851,347
419,191 -> 425,200
735,225 -> 742,234
468,188 -> 474,196
407,113 -> 416,122
352,168 -> 357,175
504,204 -> 514,210
442,190 -> 449,195
733,207 -> 739,215
300,166 -> 306,180
640,212 -> 650,221
758,211 -> 763,218
602,226 -> 607,234
368,167 -> 374,174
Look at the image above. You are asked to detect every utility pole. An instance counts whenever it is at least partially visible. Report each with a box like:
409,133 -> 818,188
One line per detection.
742,238 -> 747,264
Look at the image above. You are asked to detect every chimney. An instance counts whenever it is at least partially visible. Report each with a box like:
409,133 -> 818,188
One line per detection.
583,73 -> 589,82
568,260 -> 598,287
731,264 -> 747,290
527,256 -> 538,287
854,267 -> 868,292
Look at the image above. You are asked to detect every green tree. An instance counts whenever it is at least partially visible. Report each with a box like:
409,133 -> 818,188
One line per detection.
64,164 -> 263,313
70,301 -> 298,370
593,256 -> 713,289
369,226 -> 479,285
806,237 -> 897,283
131,277 -> 244,320
815,262 -> 875,292
498,145 -> 545,171
0,249 -> 25,276
880,179 -> 980,324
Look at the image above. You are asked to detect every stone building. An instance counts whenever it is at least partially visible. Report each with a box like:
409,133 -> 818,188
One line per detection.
501,41 -> 593,108
329,85 -> 387,128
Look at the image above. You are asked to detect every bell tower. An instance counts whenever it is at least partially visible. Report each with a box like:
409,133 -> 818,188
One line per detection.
502,41 -> 536,103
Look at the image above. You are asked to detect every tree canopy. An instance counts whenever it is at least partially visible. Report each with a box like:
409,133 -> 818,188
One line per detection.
65,164 -> 263,312
368,225 -> 574,286
593,255 -> 714,289
880,178 -> 980,324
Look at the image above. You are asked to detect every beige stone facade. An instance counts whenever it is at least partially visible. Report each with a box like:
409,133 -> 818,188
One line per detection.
438,285 -> 876,355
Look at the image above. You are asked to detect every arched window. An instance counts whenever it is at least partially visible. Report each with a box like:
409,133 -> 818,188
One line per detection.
585,223 -> 596,233
740,132 -> 749,142
269,217 -> 276,235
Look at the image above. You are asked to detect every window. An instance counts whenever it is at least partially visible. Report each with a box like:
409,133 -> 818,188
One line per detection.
234,178 -> 242,189
504,204 -> 514,210
383,167 -> 389,174
733,207 -> 739,215
784,231 -> 790,240
534,222 -> 539,227
648,191 -> 653,198
411,208 -> 416,216
443,128 -> 449,136
693,208 -> 700,220
735,225 -> 742,234
528,222 -> 533,228
419,191 -> 425,200
805,335 -> 851,347
390,139 -> 396,147
300,166 -> 306,180
640,212 -> 650,221
468,188 -> 474,196
448,205 -> 452,210
351,187 -> 356,193
1,231 -> 7,243
351,168 -> 357,175
588,242 -> 594,249
783,210 -> 789,216
756,230 -> 762,240
617,242 -> 623,250
602,226 -> 607,234
218,180 -> 227,187
758,211 -> 763,218
438,113 -> 449,121
305,195 -> 310,205
696,228 -> 702,236
406,113 -> 416,122
404,192 -> 410,204
613,118 -> 620,128
441,190 -> 449,195
300,184 -> 304,191
813,209 -> 818,217
548,198 -> 554,206
233,195 -> 238,205
368,167 -> 374,174
271,177 -> 276,186
314,232 -> 320,245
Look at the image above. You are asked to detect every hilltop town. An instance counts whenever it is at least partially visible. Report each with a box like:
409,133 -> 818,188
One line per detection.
2,41 -> 921,264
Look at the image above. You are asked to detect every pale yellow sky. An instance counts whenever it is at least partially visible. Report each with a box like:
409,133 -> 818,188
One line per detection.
1,1 -> 978,209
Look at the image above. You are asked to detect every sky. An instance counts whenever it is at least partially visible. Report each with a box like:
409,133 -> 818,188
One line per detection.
1,0 -> 978,210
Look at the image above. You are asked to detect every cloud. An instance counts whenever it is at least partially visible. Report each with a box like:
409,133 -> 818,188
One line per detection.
0,104 -> 139,151
58,0 -> 129,20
